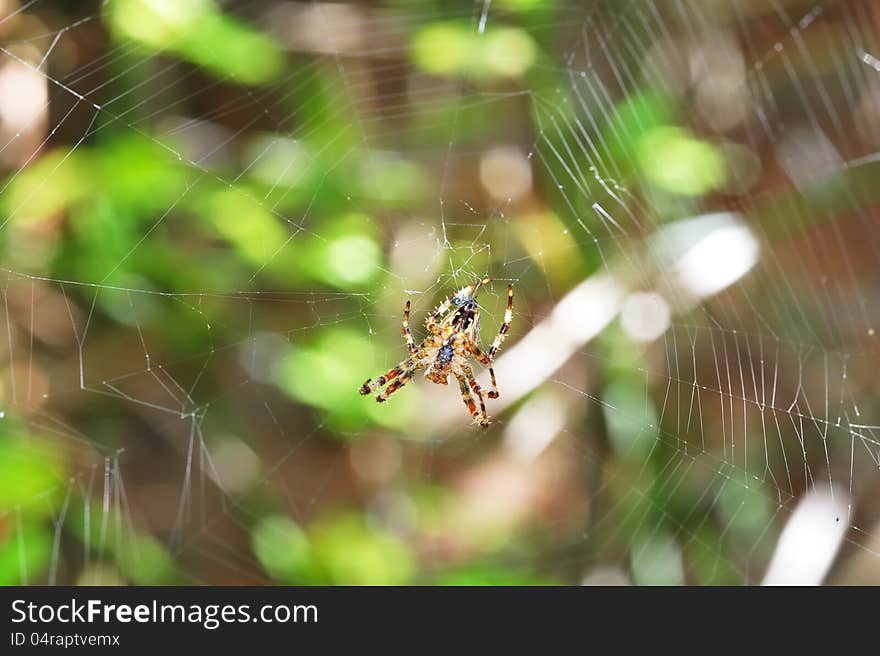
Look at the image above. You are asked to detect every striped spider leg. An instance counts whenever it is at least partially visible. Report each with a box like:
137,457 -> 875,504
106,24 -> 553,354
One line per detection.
455,362 -> 488,426
358,354 -> 413,398
359,350 -> 434,402
402,300 -> 417,354
467,283 -> 513,399
359,299 -> 422,398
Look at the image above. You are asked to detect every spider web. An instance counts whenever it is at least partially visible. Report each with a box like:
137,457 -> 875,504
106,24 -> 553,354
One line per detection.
1,0 -> 879,586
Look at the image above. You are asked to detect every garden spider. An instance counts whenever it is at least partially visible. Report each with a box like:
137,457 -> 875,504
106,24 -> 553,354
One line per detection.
359,278 -> 513,427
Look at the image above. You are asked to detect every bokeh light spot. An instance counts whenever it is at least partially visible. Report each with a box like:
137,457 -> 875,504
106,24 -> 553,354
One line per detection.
637,126 -> 725,196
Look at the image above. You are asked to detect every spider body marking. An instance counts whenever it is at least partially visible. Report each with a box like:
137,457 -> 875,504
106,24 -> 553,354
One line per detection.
436,341 -> 455,365
359,278 -> 514,427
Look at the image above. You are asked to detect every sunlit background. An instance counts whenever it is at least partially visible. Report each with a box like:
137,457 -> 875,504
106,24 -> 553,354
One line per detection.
1,0 -> 880,585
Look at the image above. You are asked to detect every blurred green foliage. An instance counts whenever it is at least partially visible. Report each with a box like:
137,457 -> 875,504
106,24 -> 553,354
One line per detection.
0,420 -> 61,584
106,0 -> 284,85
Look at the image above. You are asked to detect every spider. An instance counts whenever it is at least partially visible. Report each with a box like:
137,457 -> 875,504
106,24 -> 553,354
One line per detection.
359,278 -> 513,427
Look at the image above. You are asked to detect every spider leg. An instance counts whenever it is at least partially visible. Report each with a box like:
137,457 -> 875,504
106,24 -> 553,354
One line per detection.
359,357 -> 414,395
468,345 -> 500,399
456,371 -> 488,427
376,368 -> 414,403
486,366 -> 499,399
460,364 -> 489,426
487,284 -> 513,359
425,296 -> 453,334
402,300 -> 417,354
